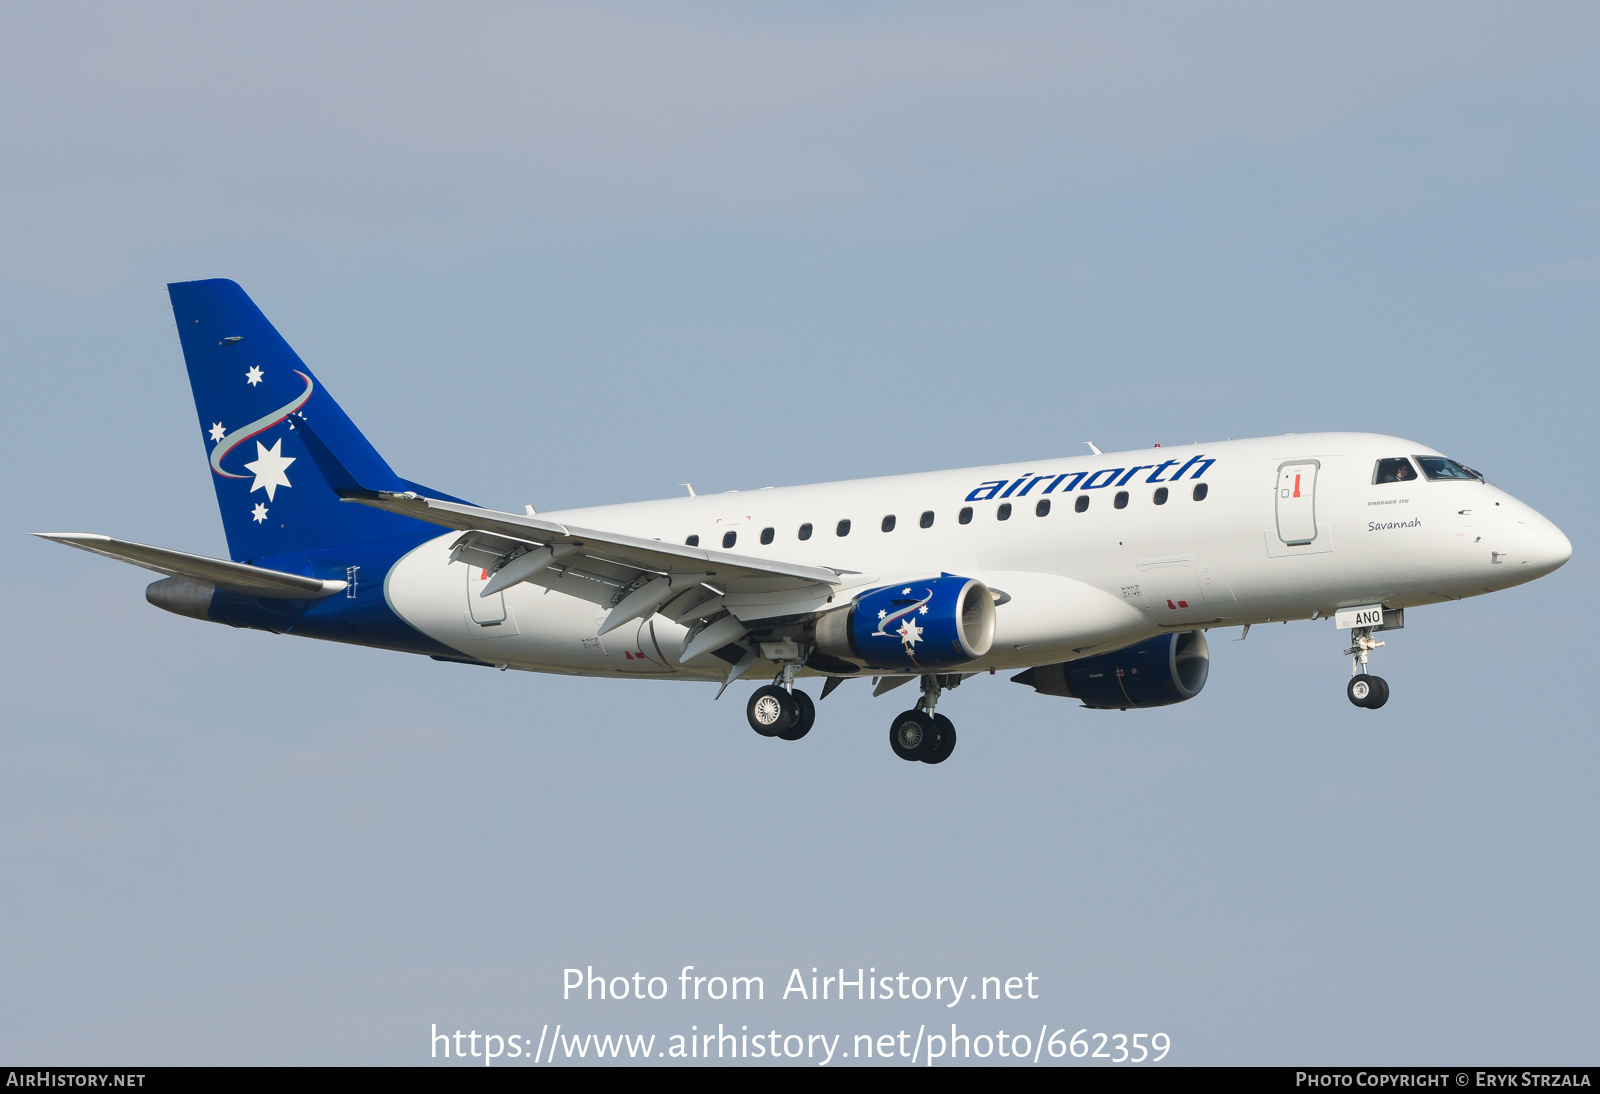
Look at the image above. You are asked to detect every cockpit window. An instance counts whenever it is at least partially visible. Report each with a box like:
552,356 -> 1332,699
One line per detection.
1373,457 -> 1418,484
1414,456 -> 1483,482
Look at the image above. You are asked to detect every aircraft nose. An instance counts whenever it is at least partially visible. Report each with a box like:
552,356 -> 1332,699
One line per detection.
1536,520 -> 1573,573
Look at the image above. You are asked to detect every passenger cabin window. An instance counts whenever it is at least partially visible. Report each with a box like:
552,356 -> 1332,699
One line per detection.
1075,495 -> 1090,513
722,531 -> 737,548
685,534 -> 699,546
920,510 -> 934,528
836,519 -> 851,537
881,515 -> 896,533
958,507 -> 973,524
760,527 -> 774,545
1153,487 -> 1169,505
1114,491 -> 1129,509
1415,456 -> 1483,481
996,503 -> 1012,521
1374,457 -> 1418,484
798,523 -> 813,541
1192,483 -> 1208,501
1035,499 -> 1050,517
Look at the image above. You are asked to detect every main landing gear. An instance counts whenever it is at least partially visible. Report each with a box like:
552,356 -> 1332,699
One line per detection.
746,685 -> 815,740
745,660 -> 814,741
1345,627 -> 1390,710
889,675 -> 960,764
743,664 -> 963,763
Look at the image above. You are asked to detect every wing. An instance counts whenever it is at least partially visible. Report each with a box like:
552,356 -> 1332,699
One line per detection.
360,492 -> 842,642
292,414 -> 845,661
33,533 -> 347,598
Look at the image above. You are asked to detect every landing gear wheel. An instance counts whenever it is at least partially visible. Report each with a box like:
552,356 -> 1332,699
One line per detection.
1347,675 -> 1390,709
1347,676 -> 1373,707
889,709 -> 937,761
1364,675 -> 1389,709
778,689 -> 815,740
923,714 -> 956,764
747,685 -> 796,736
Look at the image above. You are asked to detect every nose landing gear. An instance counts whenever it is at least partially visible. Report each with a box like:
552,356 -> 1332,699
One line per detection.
889,675 -> 960,763
1345,627 -> 1390,709
1347,674 -> 1389,709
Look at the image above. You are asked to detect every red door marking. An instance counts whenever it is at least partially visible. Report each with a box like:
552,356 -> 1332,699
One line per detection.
1292,474 -> 1302,498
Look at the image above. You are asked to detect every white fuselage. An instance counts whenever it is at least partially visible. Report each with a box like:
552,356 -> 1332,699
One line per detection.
383,433 -> 1571,680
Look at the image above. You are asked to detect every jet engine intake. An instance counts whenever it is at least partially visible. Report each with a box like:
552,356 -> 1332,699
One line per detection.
1012,630 -> 1209,709
813,575 -> 995,671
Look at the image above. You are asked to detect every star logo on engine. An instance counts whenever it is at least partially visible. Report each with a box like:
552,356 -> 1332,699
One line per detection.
896,617 -> 924,651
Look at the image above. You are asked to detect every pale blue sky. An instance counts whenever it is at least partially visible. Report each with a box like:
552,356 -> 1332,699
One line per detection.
2,2 -> 1595,1064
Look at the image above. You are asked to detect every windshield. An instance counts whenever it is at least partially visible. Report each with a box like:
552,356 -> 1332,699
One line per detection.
1414,456 -> 1483,482
1373,457 -> 1418,484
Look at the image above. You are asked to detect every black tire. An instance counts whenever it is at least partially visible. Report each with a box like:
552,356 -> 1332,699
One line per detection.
747,685 -> 796,736
1364,675 -> 1390,710
889,709 -> 936,761
778,689 -> 815,740
1347,676 -> 1375,708
923,714 -> 957,764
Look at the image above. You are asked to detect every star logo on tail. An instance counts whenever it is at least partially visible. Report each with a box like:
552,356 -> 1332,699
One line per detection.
251,503 -> 268,523
208,422 -> 225,442
243,439 -> 295,500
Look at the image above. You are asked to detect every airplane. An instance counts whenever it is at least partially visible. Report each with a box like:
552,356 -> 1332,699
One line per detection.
36,279 -> 1572,764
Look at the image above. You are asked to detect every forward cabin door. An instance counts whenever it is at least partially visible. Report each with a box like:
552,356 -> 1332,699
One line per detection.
1275,460 -> 1320,546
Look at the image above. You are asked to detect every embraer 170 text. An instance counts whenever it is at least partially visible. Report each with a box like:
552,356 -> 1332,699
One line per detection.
38,281 -> 1573,764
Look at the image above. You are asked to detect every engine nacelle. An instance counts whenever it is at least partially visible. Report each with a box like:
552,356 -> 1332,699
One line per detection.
1012,630 -> 1210,709
814,575 -> 996,672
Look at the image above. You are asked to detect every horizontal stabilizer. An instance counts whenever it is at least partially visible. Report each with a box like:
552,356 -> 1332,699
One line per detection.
33,533 -> 346,599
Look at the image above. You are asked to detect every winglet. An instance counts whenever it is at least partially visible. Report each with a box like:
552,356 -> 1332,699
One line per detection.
291,414 -> 394,500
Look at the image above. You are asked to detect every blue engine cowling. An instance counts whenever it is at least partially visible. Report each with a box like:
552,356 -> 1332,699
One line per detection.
815,575 -> 996,672
1011,631 -> 1210,709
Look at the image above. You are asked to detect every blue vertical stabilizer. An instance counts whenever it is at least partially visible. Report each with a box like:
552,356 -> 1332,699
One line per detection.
169,279 -> 462,562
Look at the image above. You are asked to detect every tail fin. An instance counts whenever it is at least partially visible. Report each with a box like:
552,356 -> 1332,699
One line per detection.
169,279 -> 460,562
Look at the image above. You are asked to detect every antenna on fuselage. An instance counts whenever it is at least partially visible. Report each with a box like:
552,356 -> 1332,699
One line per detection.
1083,441 -> 1102,455
679,483 -> 696,497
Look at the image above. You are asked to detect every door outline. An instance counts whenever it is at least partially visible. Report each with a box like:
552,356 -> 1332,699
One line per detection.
1136,555 -> 1216,624
1275,460 -> 1320,546
466,563 -> 509,626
